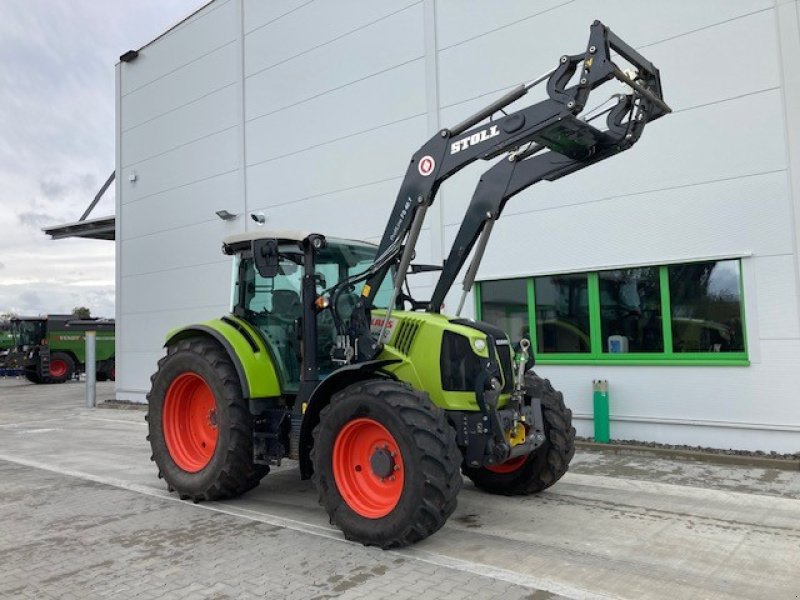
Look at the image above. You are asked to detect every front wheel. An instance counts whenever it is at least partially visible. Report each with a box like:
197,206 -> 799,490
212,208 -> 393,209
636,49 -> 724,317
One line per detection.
312,380 -> 462,548
463,372 -> 576,495
146,337 -> 268,502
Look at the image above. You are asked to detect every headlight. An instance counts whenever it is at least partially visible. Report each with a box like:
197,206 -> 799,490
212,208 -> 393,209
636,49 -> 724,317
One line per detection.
473,338 -> 486,352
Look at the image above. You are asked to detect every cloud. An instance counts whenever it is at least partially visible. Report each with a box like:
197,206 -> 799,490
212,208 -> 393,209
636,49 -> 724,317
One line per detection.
0,0 -> 204,316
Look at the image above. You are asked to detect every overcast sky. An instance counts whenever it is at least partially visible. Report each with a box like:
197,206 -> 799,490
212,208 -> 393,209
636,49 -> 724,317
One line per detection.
0,0 -> 204,318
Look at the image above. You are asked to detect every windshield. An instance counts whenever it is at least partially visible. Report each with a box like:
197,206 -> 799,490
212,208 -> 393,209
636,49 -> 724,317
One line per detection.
11,320 -> 45,348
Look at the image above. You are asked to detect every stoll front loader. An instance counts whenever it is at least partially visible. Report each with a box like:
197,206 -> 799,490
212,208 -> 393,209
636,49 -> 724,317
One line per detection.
147,22 -> 669,547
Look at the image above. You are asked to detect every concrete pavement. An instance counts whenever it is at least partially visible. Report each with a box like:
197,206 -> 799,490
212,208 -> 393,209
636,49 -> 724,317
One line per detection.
1,379 -> 798,599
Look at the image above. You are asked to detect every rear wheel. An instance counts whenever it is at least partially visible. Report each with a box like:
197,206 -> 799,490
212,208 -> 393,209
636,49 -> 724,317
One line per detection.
312,380 -> 462,548
146,337 -> 268,501
463,372 -> 575,495
47,352 -> 74,383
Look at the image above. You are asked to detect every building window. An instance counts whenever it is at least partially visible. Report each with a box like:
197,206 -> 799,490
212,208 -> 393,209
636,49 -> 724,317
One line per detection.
480,279 -> 528,345
598,267 -> 663,353
476,259 -> 748,365
534,274 -> 590,353
668,260 -> 745,353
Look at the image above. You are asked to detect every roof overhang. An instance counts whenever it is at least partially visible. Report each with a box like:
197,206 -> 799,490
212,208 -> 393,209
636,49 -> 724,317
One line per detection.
42,216 -> 115,241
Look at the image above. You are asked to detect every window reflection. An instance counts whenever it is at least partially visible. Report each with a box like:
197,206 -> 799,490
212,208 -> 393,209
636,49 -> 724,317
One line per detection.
480,278 -> 528,345
669,260 -> 744,352
599,268 -> 663,353
534,274 -> 590,353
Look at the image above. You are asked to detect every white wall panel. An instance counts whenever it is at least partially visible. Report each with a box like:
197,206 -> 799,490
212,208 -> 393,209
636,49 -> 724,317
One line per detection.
122,84 -> 239,168
121,221 -> 234,277
121,42 -> 238,131
642,10 -> 780,112
119,305 -> 231,353
752,254 -> 800,340
121,260 -> 231,316
243,0 -> 309,34
436,0 -> 570,50
121,171 -> 243,241
121,0 -> 237,95
437,0 -> 773,107
246,60 -> 426,165
245,3 -> 424,121
249,177 -> 401,240
245,115 -> 427,207
244,0 -> 419,76
116,350 -> 163,394
121,127 -> 240,203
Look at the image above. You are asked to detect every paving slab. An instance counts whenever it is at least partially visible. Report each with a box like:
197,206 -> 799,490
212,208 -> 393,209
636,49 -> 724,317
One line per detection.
1,379 -> 799,599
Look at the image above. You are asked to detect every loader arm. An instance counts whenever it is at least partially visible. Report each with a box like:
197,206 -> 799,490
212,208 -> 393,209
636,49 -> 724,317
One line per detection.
429,82 -> 666,313
343,20 -> 670,360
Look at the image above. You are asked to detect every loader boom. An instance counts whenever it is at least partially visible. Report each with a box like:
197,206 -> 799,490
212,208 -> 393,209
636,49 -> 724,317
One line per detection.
345,20 -> 670,360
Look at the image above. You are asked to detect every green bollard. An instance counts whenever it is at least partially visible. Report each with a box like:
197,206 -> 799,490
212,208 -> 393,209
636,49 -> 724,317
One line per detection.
592,379 -> 610,443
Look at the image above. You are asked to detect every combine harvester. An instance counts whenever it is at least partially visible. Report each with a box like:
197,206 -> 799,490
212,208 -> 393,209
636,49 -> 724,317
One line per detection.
7,315 -> 115,384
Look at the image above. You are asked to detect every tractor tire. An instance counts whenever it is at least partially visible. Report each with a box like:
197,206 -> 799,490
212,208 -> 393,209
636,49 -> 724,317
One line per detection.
312,380 -> 462,548
24,369 -> 42,384
463,371 -> 575,496
97,358 -> 115,382
47,352 -> 75,384
146,337 -> 268,502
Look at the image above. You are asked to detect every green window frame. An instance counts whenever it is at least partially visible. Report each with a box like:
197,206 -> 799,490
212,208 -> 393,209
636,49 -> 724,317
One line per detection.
475,261 -> 749,366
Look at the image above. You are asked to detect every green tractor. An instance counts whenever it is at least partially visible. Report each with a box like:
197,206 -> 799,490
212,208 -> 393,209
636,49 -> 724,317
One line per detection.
8,315 -> 116,384
147,22 -> 669,547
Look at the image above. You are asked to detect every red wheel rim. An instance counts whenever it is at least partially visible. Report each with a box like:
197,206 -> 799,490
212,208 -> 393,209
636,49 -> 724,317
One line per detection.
163,372 -> 218,472
486,454 -> 528,474
332,418 -> 404,519
49,359 -> 68,378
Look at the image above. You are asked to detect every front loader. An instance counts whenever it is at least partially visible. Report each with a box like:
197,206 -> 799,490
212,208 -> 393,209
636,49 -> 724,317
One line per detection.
146,22 -> 670,547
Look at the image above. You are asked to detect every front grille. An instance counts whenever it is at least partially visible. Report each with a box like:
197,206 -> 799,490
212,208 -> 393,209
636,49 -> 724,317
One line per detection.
391,318 -> 422,355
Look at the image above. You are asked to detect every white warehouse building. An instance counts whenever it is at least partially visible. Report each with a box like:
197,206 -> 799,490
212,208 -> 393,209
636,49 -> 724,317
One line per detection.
112,0 -> 800,453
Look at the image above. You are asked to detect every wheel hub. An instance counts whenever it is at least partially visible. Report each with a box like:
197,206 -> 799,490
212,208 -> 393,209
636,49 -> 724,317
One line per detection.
369,446 -> 395,479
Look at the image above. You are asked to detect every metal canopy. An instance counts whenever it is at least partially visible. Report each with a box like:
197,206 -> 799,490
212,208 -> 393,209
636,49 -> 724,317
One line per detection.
42,215 -> 115,241
43,170 -> 115,241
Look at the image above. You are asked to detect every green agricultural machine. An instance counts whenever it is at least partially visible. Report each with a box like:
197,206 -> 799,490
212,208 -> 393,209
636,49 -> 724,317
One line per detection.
147,22 -> 669,547
8,315 -> 116,384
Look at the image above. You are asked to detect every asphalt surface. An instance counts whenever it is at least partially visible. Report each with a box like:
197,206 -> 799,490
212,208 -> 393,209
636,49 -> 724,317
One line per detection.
1,378 -> 799,599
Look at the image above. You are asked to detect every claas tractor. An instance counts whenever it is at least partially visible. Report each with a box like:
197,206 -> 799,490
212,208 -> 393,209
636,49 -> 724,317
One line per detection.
147,22 -> 670,547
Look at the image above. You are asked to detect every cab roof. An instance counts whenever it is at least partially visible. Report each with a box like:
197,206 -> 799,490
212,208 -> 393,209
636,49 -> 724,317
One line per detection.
222,230 -> 376,254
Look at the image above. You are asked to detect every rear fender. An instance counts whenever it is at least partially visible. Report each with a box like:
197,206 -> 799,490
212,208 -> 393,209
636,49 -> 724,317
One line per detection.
298,359 -> 399,479
165,317 -> 281,400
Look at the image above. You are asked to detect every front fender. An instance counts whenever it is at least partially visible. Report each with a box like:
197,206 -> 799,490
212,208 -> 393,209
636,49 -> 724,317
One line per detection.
165,316 -> 281,399
298,359 -> 399,479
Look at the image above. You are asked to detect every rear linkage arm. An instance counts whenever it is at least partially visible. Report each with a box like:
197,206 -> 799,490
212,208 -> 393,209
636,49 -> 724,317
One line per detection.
344,20 -> 670,361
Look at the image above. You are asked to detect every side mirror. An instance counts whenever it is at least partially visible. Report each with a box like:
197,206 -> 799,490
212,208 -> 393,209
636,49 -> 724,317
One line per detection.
252,238 -> 280,278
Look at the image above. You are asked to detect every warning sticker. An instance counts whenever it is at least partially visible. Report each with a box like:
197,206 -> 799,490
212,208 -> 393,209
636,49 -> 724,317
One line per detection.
418,155 -> 435,176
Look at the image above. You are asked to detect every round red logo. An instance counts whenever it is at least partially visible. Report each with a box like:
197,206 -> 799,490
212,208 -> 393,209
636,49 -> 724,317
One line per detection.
418,155 -> 435,176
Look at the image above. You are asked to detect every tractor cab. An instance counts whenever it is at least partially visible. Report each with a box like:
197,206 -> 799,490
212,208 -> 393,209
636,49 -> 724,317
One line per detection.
10,317 -> 46,351
224,231 -> 392,392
